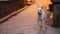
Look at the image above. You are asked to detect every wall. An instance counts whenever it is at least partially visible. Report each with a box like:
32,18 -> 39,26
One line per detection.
35,0 -> 52,10
0,0 -> 27,19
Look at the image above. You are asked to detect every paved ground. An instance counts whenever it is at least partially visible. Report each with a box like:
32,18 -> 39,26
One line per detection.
0,4 -> 39,34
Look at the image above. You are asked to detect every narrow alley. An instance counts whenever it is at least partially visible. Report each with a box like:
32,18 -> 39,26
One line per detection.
0,0 -> 60,34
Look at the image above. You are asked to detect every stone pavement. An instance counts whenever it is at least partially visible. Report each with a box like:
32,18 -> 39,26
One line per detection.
0,4 -> 39,34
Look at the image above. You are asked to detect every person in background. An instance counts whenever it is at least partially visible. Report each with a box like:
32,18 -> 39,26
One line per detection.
37,6 -> 47,30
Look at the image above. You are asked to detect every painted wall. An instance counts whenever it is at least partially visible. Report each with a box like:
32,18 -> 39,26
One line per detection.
35,0 -> 52,10
0,0 -> 27,18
